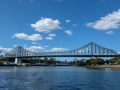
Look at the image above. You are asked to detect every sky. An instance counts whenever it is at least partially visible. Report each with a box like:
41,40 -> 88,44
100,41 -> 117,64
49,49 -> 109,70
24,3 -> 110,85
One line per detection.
0,0 -> 120,60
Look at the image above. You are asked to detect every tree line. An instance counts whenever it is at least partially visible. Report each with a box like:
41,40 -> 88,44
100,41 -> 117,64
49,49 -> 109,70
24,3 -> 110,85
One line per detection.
67,57 -> 120,66
1,57 -> 120,66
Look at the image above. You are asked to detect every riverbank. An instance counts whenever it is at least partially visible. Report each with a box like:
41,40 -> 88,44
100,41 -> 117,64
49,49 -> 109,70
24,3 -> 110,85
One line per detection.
86,65 -> 120,68
0,64 -> 68,66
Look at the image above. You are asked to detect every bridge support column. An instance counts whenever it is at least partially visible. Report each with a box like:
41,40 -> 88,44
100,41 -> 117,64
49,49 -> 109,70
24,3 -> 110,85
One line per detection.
15,58 -> 22,65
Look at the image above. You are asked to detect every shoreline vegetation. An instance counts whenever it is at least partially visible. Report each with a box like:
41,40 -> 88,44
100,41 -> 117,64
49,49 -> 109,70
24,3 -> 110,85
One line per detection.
86,65 -> 120,68
1,60 -> 120,68
1,56 -> 120,68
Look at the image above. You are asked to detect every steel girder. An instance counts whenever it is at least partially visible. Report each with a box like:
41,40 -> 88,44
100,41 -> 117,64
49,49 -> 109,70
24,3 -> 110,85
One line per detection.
4,42 -> 120,58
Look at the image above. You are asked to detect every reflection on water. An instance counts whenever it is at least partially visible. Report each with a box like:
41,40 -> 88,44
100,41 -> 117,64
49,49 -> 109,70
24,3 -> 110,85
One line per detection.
0,66 -> 120,90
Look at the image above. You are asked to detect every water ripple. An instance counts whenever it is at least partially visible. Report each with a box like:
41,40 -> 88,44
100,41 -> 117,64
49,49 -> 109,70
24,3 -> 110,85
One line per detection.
0,66 -> 120,90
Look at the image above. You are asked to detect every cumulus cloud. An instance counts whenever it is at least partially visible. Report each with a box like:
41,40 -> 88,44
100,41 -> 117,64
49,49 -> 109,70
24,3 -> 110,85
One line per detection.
66,20 -> 70,23
12,33 -> 43,41
86,9 -> 120,30
32,42 -> 37,44
51,47 -> 68,52
48,34 -> 56,37
45,33 -> 56,40
65,30 -> 72,36
106,30 -> 114,35
30,17 -> 61,33
45,37 -> 53,40
0,46 -> 12,53
24,45 -> 45,52
14,45 -> 18,47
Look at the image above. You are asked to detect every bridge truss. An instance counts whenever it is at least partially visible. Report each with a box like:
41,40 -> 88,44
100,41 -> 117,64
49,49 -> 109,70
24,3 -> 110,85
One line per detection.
4,42 -> 120,58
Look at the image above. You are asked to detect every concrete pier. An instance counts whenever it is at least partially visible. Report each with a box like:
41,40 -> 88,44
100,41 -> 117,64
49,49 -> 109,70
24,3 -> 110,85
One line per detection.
15,58 -> 22,65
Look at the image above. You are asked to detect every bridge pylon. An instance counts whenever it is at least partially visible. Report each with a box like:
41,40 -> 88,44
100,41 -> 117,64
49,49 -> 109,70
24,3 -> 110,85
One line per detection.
15,58 -> 22,65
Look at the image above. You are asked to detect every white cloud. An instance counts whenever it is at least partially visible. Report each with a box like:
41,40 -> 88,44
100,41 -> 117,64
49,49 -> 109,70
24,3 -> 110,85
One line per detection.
14,45 -> 18,47
32,42 -> 40,45
65,30 -> 72,36
12,33 -> 43,41
48,34 -> 56,37
45,34 -> 56,40
24,45 -> 45,52
29,0 -> 34,1
32,42 -> 37,44
106,30 -> 114,35
86,9 -> 120,30
51,47 -> 68,52
30,17 -> 61,33
72,24 -> 77,26
0,46 -> 12,53
45,37 -> 53,40
66,20 -> 70,23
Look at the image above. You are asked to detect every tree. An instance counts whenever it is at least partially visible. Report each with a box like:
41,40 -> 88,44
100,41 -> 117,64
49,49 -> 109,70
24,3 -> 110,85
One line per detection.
86,59 -> 92,65
0,61 -> 4,66
77,61 -> 86,66
22,58 -> 30,63
116,59 -> 120,65
97,58 -> 105,65
91,59 -> 99,65
105,60 -> 109,64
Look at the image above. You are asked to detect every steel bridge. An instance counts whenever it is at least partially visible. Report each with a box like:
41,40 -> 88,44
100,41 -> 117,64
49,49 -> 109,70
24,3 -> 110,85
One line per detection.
4,42 -> 120,58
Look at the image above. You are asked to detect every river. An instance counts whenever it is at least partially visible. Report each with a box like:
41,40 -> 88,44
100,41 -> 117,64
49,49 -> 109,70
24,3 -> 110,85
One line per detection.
0,66 -> 120,90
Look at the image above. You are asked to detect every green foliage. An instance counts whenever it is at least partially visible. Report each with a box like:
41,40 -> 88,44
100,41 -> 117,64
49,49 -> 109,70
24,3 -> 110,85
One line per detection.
77,62 -> 86,66
22,58 -> 30,63
45,60 -> 56,65
104,57 -> 120,65
86,59 -> 92,65
109,57 -> 120,64
0,61 -> 4,66
22,58 -> 57,65
91,59 -> 99,65
105,60 -> 109,64
86,58 -> 105,65
97,58 -> 105,65
116,59 -> 120,64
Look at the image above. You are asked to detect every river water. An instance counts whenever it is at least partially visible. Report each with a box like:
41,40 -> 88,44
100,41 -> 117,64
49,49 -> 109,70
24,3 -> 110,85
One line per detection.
0,66 -> 120,90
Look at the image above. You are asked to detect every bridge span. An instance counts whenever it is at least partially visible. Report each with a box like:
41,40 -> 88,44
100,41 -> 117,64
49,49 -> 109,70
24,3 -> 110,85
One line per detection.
1,42 -> 120,65
4,42 -> 120,58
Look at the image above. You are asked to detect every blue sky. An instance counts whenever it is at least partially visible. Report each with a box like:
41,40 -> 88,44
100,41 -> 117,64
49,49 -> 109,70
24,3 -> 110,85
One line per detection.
0,0 -> 120,60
